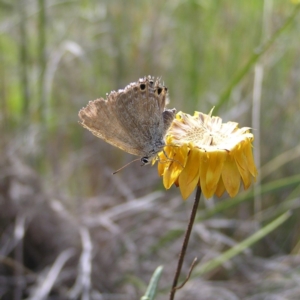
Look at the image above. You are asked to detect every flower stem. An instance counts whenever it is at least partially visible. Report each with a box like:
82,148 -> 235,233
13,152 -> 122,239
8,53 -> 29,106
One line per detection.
169,186 -> 201,300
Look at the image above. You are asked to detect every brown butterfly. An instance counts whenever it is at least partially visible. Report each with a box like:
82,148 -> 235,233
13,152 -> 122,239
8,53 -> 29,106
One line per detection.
78,76 -> 176,165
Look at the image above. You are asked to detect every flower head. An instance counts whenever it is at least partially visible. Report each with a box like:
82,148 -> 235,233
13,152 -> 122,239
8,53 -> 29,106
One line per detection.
157,109 -> 258,200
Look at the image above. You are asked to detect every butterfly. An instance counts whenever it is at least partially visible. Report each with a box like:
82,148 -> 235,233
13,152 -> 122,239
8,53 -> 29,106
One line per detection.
78,76 -> 176,165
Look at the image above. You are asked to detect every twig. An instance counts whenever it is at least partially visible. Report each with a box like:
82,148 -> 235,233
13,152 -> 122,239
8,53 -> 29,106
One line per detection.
68,227 -> 93,300
172,258 -> 197,291
29,248 -> 75,300
169,186 -> 201,300
14,215 -> 26,300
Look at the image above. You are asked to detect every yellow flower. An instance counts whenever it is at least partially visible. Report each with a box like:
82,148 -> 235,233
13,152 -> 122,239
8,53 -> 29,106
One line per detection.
157,109 -> 258,200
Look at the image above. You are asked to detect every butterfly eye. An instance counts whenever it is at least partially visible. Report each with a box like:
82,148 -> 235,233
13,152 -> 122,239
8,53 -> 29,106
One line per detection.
141,157 -> 149,165
140,83 -> 146,90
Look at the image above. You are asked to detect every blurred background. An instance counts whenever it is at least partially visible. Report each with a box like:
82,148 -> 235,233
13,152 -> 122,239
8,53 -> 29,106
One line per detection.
1,0 -> 300,299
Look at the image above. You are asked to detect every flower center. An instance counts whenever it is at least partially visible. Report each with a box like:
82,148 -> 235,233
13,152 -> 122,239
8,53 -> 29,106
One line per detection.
179,125 -> 228,148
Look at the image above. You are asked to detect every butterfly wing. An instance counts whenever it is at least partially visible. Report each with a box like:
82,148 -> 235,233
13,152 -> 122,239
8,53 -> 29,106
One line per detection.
79,76 -> 176,158
111,76 -> 173,156
78,94 -> 143,156
163,108 -> 176,133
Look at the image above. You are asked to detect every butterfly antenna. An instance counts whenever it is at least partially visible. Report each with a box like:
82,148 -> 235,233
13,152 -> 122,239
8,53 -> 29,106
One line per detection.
113,158 -> 141,174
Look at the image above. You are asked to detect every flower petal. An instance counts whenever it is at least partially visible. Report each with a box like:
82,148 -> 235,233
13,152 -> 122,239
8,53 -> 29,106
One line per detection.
206,150 -> 226,190
222,154 -> 241,197
198,151 -> 211,199
178,149 -> 200,200
244,141 -> 258,178
162,144 -> 189,189
215,176 -> 226,197
233,143 -> 252,189
161,146 -> 175,188
158,146 -> 173,177
163,160 -> 180,189
158,155 -> 166,176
